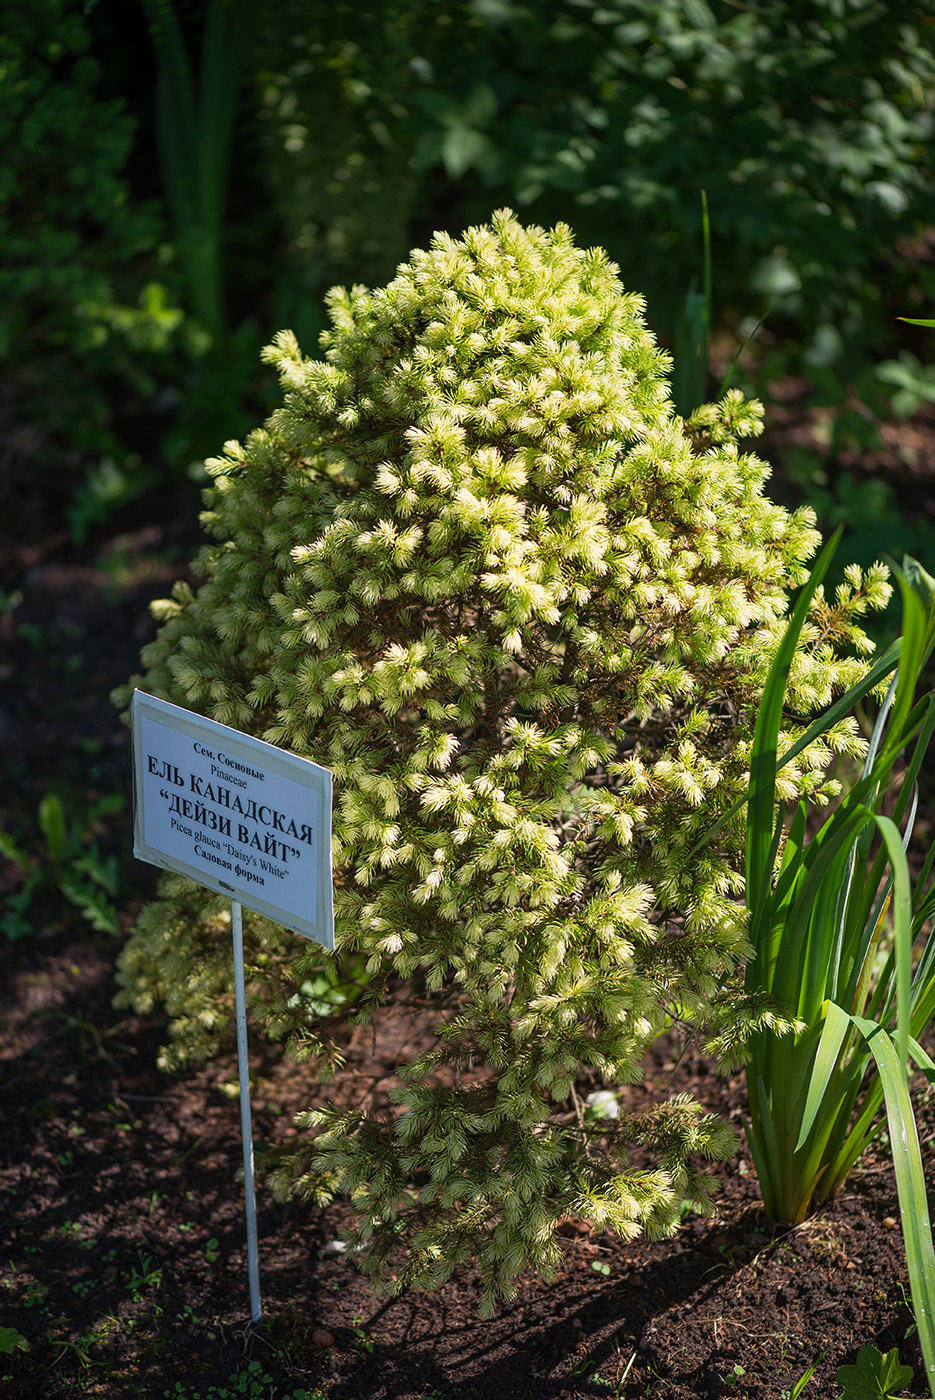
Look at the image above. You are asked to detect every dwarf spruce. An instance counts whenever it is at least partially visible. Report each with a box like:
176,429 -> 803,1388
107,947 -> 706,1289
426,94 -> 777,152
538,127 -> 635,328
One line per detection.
116,211 -> 888,1312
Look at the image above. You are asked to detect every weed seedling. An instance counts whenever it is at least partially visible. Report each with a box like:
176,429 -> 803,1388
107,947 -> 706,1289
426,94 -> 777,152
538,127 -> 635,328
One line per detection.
351,1321 -> 374,1354
162,1357 -> 322,1398
780,1357 -> 820,1399
0,792 -> 122,940
125,1251 -> 163,1297
52,1337 -> 93,1369
23,1281 -> 48,1308
836,1345 -> 913,1400
589,1350 -> 638,1396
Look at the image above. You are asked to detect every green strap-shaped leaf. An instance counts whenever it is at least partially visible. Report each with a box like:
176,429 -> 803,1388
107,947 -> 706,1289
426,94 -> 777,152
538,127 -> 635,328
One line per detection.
871,816 -> 913,1075
744,1076 -> 783,1220
774,638 -> 901,774
686,635 -> 901,867
852,1017 -> 935,1397
747,528 -> 843,917
794,1000 -> 851,1152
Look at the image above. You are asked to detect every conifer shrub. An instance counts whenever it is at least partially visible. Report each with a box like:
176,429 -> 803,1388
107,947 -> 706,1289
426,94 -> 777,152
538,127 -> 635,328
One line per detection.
116,211 -> 888,1311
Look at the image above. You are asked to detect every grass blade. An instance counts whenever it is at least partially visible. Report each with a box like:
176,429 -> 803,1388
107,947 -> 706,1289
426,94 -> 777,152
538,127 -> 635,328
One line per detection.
852,1017 -> 935,1394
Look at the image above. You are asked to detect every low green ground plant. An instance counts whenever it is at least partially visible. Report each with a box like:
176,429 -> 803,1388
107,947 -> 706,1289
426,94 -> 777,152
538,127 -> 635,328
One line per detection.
0,1327 -> 28,1356
163,1360 -> 322,1399
836,1344 -> 916,1400
116,211 -> 888,1312
0,793 -> 122,940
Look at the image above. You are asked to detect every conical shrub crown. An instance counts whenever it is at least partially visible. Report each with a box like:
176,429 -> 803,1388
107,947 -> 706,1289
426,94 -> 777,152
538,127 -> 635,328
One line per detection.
118,211 -> 887,1311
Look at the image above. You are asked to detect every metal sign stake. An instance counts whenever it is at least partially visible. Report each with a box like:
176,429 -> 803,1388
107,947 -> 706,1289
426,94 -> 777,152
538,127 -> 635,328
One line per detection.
130,691 -> 335,1325
231,899 -> 262,1322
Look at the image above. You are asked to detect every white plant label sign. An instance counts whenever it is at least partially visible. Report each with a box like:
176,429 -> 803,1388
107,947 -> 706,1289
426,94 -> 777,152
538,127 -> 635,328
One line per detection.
131,690 -> 334,948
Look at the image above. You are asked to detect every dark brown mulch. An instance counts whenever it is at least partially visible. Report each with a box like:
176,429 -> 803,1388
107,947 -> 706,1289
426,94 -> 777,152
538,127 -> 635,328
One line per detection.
0,499 -> 933,1400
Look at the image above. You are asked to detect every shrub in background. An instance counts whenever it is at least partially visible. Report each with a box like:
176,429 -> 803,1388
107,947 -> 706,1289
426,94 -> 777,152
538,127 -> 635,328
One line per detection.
253,0 -> 438,341
136,0 -> 273,472
254,0 -> 934,360
116,212 -> 887,1310
249,0 -> 935,591
0,0 -> 182,543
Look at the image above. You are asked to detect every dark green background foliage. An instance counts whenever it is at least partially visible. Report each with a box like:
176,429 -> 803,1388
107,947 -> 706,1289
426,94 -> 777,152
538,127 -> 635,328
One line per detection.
257,0 -> 935,355
5,0 -> 935,560
0,0 -> 180,532
0,0 -> 163,369
254,0 -> 432,333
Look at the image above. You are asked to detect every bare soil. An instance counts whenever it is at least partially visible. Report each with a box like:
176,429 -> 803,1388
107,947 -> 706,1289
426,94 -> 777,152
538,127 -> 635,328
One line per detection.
1,462 -> 933,1400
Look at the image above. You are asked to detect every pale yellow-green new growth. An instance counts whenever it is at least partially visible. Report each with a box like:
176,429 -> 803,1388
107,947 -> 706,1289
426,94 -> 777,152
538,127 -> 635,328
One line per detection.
115,211 -> 886,1313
